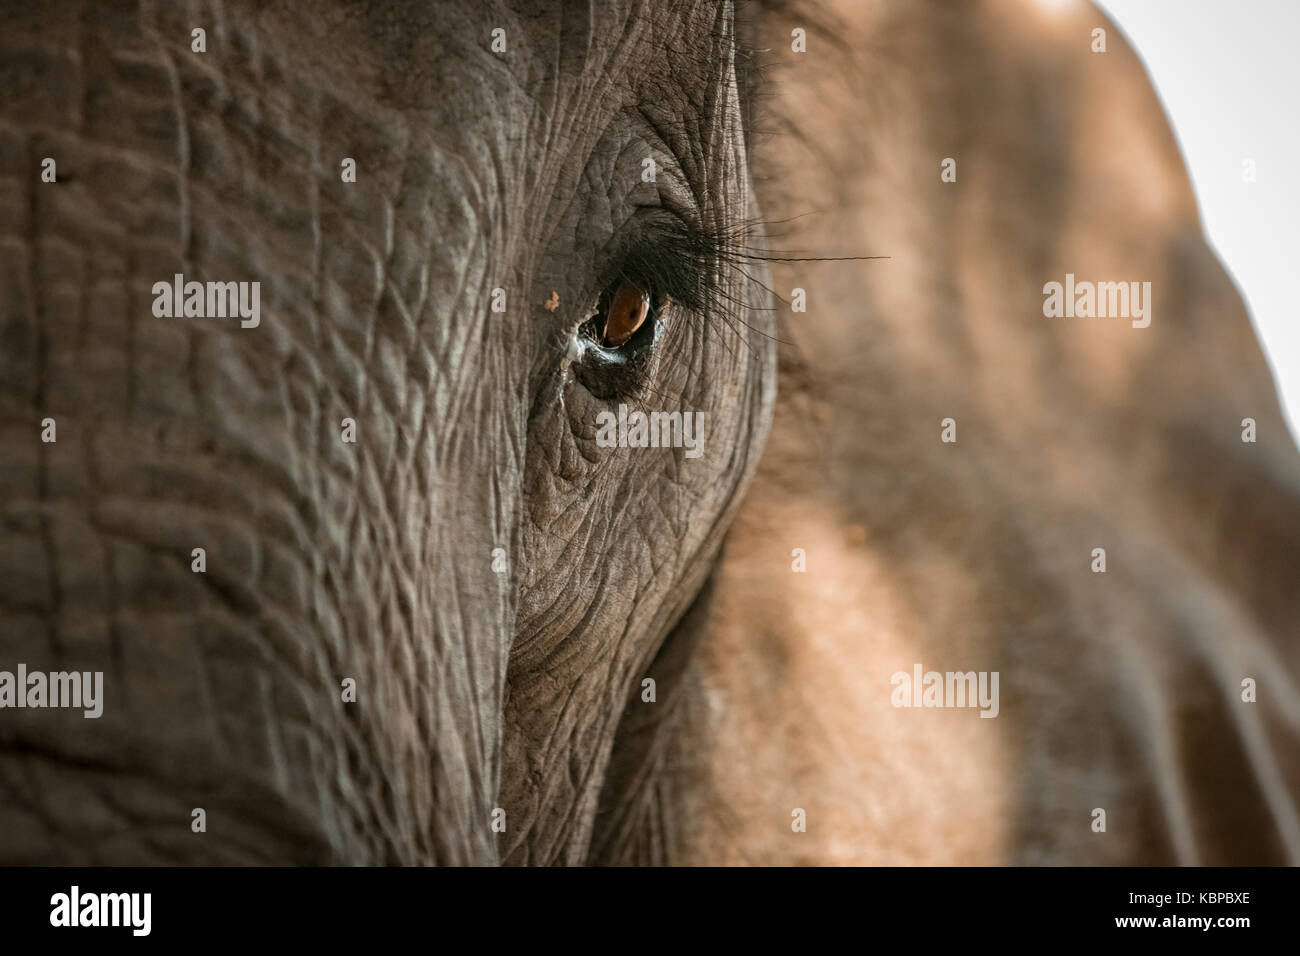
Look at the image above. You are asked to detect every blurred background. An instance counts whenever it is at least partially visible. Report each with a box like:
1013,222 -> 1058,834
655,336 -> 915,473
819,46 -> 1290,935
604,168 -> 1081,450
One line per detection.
1099,0 -> 1300,442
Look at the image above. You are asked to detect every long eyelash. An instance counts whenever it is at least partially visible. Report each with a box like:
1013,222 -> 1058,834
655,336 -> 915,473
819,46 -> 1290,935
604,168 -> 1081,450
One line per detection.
613,215 -> 885,359
607,217 -> 725,314
583,214 -> 883,412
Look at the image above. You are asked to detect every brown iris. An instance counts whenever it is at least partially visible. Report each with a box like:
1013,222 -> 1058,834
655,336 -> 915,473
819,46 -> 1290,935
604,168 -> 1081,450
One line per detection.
601,280 -> 650,348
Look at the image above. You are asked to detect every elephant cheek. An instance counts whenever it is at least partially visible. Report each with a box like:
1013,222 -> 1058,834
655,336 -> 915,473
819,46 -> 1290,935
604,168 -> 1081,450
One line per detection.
0,2 -> 543,863
0,313 -> 522,863
0,169 -> 526,869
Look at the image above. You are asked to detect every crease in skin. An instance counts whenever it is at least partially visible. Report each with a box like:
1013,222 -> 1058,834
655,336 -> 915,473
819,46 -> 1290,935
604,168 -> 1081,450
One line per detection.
1226,687 -> 1300,863
1173,582 -> 1300,862
1104,532 -> 1300,864
1147,547 -> 1300,861
1118,634 -> 1201,865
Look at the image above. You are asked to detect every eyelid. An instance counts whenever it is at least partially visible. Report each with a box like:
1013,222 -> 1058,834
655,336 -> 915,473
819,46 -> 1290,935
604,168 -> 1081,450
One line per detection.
597,209 -> 718,315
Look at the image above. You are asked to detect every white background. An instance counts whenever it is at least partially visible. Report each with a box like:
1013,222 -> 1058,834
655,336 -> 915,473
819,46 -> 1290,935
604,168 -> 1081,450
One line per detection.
1098,0 -> 1300,441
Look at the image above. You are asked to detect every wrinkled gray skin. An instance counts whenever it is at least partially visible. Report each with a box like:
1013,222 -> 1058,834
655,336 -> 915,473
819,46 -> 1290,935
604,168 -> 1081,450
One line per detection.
0,1 -> 773,863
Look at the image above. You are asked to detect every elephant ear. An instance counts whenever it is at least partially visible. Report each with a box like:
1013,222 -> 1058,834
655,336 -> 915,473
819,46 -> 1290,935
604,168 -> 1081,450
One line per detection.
589,0 -> 1300,865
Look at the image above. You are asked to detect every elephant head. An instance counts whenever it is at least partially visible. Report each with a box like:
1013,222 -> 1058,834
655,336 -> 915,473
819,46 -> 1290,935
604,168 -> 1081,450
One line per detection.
0,0 -> 774,864
5,0 -> 1300,868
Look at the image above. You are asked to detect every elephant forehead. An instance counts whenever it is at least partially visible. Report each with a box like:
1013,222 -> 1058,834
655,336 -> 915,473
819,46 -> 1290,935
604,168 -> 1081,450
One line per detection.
257,1 -> 735,129
244,0 -> 755,338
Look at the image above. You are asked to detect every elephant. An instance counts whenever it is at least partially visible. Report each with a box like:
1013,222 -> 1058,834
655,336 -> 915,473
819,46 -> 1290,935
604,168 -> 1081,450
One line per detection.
0,0 -> 1297,866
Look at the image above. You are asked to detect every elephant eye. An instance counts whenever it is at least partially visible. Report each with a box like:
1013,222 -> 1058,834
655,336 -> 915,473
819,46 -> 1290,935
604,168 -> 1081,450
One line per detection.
575,212 -> 723,359
601,280 -> 650,347
579,278 -> 658,354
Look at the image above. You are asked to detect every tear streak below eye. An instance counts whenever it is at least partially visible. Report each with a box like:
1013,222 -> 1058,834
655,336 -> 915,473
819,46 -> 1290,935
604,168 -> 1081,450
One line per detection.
602,280 -> 650,348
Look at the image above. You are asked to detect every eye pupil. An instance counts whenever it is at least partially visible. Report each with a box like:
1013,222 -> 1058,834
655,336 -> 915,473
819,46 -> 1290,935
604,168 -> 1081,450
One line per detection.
601,280 -> 650,348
